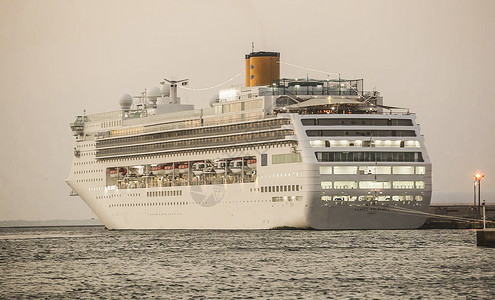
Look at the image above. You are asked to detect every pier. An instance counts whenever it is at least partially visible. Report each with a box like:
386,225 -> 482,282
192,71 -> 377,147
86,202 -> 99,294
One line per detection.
420,204 -> 495,229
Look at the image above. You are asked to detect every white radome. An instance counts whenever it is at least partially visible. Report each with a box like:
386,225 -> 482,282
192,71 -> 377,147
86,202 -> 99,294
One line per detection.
147,87 -> 161,100
119,93 -> 133,109
160,84 -> 171,97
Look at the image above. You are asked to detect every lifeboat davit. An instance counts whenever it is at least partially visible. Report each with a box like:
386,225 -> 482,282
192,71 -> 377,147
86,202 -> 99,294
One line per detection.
214,160 -> 227,174
192,161 -> 205,176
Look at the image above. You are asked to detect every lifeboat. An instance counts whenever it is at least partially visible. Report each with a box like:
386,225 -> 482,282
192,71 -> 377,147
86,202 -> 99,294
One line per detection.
214,160 -> 227,174
164,164 -> 174,175
177,162 -> 189,174
109,167 -> 126,178
192,161 -> 205,176
229,158 -> 244,174
247,158 -> 257,169
151,164 -> 166,175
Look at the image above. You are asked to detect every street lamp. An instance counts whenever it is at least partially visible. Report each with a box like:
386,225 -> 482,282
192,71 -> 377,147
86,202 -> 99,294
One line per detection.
473,173 -> 484,217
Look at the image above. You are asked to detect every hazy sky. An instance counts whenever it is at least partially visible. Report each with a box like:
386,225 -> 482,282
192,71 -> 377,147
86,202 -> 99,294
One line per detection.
1,0 -> 494,221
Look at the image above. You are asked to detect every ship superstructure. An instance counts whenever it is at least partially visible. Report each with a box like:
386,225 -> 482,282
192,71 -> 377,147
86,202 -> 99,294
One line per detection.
66,51 -> 432,229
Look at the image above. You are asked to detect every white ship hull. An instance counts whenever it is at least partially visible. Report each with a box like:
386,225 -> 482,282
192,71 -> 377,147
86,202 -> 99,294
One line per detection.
67,51 -> 432,230
66,119 -> 432,230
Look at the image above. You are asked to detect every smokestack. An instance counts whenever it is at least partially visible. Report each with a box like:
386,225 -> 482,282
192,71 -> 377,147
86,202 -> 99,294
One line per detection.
244,51 -> 280,87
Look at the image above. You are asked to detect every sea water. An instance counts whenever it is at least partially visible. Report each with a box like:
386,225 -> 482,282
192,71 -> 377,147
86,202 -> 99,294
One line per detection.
1,227 -> 494,299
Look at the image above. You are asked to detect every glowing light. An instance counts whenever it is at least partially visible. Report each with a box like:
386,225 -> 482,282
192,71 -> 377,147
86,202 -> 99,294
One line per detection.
474,173 -> 484,180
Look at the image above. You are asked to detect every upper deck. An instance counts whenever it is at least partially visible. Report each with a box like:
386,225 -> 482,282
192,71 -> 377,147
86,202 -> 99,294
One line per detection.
70,75 -> 411,144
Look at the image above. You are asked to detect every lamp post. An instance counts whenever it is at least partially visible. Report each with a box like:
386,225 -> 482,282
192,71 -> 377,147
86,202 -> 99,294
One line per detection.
473,173 -> 484,218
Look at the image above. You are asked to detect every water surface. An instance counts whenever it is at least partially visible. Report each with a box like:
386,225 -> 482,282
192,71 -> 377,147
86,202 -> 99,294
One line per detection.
1,227 -> 494,299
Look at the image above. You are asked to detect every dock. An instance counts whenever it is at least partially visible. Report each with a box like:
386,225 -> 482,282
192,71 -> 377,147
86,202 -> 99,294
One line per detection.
420,205 -> 495,229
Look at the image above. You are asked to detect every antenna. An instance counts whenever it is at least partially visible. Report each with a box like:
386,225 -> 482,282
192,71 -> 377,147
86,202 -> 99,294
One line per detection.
252,42 -> 254,53
161,78 -> 189,104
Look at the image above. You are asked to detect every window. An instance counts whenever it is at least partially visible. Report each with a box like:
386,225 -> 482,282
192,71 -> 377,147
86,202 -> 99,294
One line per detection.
321,181 -> 332,189
393,181 -> 415,189
307,130 -> 416,137
261,154 -> 268,166
334,181 -> 358,189
416,166 -> 426,175
315,152 -> 424,162
393,166 -> 415,175
272,153 -> 302,164
415,181 -> 425,189
302,118 -> 413,126
404,140 -> 421,148
310,140 -> 325,147
319,166 -> 332,175
392,195 -> 414,201
359,181 -> 392,189
333,166 -> 358,174
359,166 -> 391,175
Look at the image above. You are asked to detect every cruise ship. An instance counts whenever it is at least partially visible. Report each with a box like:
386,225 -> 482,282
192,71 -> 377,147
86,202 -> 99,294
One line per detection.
66,51 -> 432,229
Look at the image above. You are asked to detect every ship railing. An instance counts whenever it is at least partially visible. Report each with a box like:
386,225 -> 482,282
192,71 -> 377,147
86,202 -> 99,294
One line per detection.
95,130 -> 293,158
96,120 -> 290,148
97,113 -> 280,140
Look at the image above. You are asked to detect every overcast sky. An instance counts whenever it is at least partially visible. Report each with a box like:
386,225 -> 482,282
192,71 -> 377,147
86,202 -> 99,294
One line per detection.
1,0 -> 494,221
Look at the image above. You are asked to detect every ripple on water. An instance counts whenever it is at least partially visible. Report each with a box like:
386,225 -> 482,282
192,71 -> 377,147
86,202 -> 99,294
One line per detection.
1,227 -> 495,299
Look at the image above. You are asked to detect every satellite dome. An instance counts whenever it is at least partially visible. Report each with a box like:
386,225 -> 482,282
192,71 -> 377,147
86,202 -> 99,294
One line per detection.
119,93 -> 133,110
160,84 -> 171,97
147,87 -> 161,100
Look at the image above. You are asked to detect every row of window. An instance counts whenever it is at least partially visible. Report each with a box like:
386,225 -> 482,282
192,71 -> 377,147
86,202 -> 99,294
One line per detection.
272,153 -> 302,164
109,198 -> 288,208
302,118 -> 413,126
98,141 -> 296,162
97,130 -> 293,158
101,119 -> 122,129
202,111 -> 264,127
98,119 -> 289,147
319,166 -> 426,175
220,99 -> 263,113
76,143 -> 96,149
97,193 -> 140,199
321,181 -> 425,189
75,169 -> 103,174
272,196 -> 303,202
261,185 -> 301,193
147,190 -> 182,197
306,130 -> 416,137
78,152 -> 96,157
315,152 -> 424,162
110,201 -> 188,208
74,161 -> 97,166
76,178 -> 103,183
310,140 -> 421,148
321,195 -> 424,202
